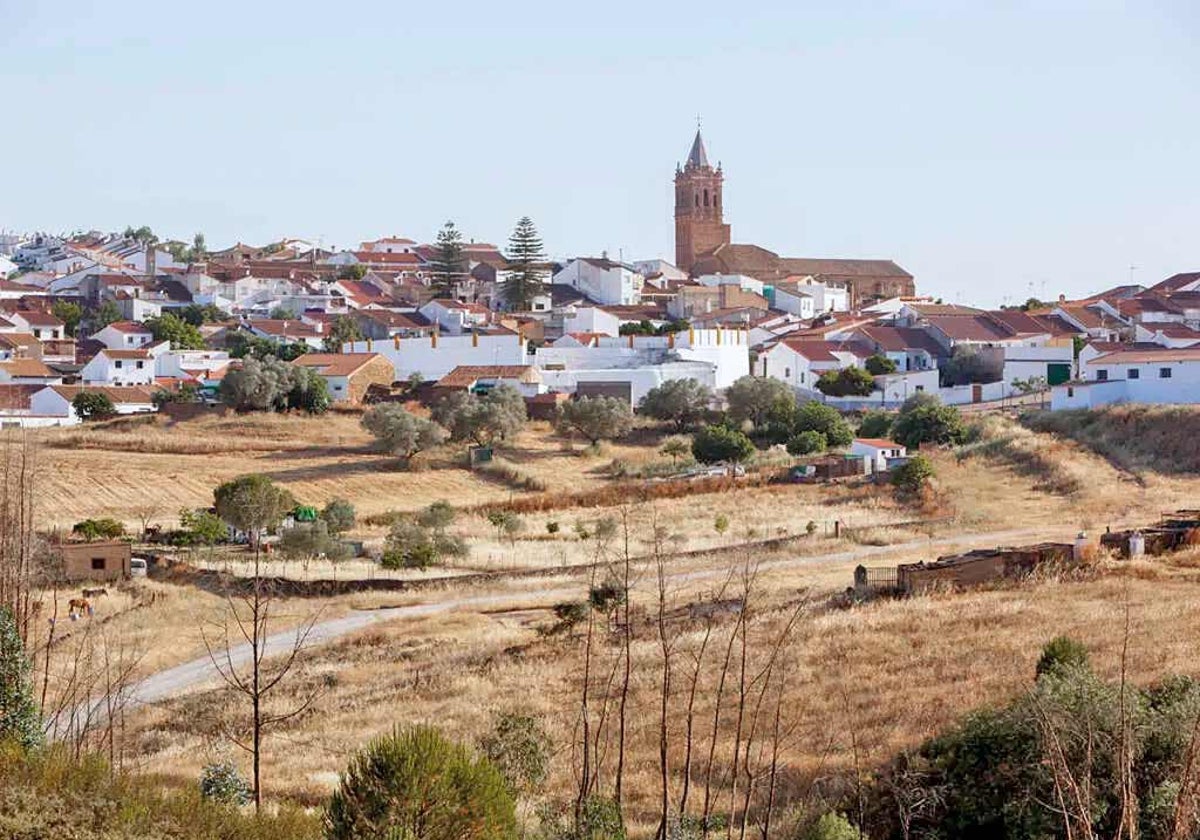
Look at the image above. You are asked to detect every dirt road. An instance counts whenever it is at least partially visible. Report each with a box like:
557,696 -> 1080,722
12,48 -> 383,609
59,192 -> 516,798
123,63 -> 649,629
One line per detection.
89,522 -> 1069,725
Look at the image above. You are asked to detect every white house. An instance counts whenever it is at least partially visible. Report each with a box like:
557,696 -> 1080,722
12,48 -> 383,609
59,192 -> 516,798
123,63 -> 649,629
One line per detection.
1134,323 -> 1200,348
556,305 -> 621,338
0,359 -> 62,385
93,321 -> 156,350
31,385 -> 157,423
773,279 -> 849,316
850,438 -> 907,475
631,259 -> 688,286
80,346 -> 166,386
1051,346 -> 1200,409
435,365 -> 546,397
418,299 -> 491,335
552,258 -> 644,306
758,339 -> 867,392
2,310 -> 63,341
0,256 -> 18,279
695,273 -> 766,296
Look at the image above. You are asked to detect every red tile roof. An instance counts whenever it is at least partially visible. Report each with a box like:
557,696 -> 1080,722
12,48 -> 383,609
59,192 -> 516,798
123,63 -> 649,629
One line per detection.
436,365 -> 540,388
293,353 -> 387,377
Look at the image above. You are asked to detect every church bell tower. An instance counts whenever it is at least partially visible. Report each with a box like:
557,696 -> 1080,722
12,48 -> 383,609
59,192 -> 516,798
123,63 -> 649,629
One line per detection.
674,127 -> 731,275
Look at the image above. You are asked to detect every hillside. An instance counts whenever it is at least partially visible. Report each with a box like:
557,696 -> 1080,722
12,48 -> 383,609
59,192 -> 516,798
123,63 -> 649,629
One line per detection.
1021,405 -> 1200,475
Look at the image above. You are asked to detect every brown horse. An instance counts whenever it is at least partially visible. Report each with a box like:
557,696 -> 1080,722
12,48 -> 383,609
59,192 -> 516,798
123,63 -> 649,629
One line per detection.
67,598 -> 91,619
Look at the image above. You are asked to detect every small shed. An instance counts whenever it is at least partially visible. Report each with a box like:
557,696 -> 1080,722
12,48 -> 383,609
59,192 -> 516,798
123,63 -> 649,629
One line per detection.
51,539 -> 132,582
850,438 -> 907,474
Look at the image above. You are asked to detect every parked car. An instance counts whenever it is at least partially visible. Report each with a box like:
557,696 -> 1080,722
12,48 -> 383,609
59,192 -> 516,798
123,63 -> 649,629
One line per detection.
130,557 -> 148,577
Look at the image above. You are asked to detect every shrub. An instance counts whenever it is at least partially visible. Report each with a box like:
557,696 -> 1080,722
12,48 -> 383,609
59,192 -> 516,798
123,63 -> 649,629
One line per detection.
324,725 -> 516,840
890,393 -> 967,449
278,520 -> 351,562
891,455 -> 935,495
724,375 -> 793,429
714,514 -> 730,535
478,712 -> 550,796
546,521 -> 560,535
557,396 -> 634,445
787,430 -> 827,456
214,474 -> 295,544
1036,635 -> 1091,678
550,601 -> 588,634
793,401 -> 854,447
178,508 -> 227,545
659,436 -> 693,466
72,517 -> 125,541
691,425 -> 756,464
219,355 -> 330,414
437,385 -> 527,447
637,379 -> 712,431
942,345 -> 1004,386
320,498 -> 356,535
0,606 -> 42,750
362,403 -> 447,462
486,510 -> 525,543
72,391 -> 116,421
382,513 -> 467,571
815,367 -> 876,397
199,760 -> 252,806
865,354 -> 898,375
858,409 -> 893,439
799,813 -> 860,840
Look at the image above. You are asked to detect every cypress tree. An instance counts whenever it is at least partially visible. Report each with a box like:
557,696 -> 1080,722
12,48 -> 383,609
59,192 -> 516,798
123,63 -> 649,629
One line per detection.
502,216 -> 547,311
428,221 -> 467,299
0,606 -> 42,750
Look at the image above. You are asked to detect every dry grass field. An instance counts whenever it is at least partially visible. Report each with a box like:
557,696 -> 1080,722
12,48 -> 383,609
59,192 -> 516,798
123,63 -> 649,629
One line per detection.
23,407 -> 1200,836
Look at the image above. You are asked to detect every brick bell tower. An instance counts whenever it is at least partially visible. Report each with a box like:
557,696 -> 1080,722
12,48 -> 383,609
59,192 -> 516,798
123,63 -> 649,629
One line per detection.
674,126 -> 730,275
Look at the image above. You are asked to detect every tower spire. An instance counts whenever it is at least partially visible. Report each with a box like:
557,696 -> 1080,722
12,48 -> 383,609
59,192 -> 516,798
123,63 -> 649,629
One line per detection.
686,127 -> 709,169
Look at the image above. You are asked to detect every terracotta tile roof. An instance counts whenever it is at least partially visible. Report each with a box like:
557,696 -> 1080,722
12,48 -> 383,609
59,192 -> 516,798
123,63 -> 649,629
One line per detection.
1150,324 -> 1200,339
359,310 -> 431,330
776,339 -> 844,362
854,325 -> 944,356
923,314 -> 1014,342
1116,296 -> 1182,317
1148,272 -> 1200,294
436,365 -> 540,388
428,298 -> 490,315
247,319 -> 322,338
105,320 -> 151,334
0,359 -> 56,377
0,332 -> 40,348
293,353 -> 386,377
854,438 -> 902,449
49,384 -> 156,404
100,348 -> 152,360
1057,305 -> 1108,329
7,310 -> 62,327
904,302 -> 984,316
1088,347 -> 1200,364
352,251 -> 421,266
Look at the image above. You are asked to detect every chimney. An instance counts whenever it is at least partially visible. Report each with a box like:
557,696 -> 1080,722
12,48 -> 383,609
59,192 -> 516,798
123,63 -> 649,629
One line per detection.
145,246 -> 156,279
1058,294 -> 1066,303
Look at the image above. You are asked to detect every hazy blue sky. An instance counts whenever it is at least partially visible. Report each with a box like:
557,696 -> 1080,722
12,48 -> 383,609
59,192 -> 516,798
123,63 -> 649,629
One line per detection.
3,1 -> 1198,305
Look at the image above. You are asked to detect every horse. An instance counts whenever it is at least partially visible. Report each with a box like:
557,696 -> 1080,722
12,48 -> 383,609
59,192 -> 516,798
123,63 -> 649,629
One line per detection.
82,587 -> 108,599
67,598 -> 92,619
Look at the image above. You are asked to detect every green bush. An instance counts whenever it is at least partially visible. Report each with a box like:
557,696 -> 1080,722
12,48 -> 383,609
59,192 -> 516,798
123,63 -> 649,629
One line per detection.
320,498 -> 356,535
72,517 -> 126,541
1036,635 -> 1091,678
199,760 -> 252,806
0,607 -> 41,751
72,391 -> 117,421
324,725 -> 516,840
799,812 -> 861,840
815,367 -> 876,397
787,430 -> 827,456
858,410 -> 893,439
478,712 -> 550,796
865,354 -> 898,375
891,455 -> 935,495
691,425 -> 756,464
890,394 -> 966,449
792,401 -> 854,447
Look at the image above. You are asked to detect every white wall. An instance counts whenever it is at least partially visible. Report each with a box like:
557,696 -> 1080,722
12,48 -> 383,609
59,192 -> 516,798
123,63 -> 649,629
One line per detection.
344,333 -> 529,380
541,363 -> 717,405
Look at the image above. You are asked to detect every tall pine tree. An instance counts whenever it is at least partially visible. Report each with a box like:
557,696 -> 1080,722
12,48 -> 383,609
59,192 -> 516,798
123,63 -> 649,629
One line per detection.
0,606 -> 41,750
428,221 -> 467,299
502,216 -> 547,311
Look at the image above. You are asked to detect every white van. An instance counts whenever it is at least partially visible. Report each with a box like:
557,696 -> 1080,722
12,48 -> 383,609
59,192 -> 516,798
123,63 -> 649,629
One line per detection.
130,557 -> 148,577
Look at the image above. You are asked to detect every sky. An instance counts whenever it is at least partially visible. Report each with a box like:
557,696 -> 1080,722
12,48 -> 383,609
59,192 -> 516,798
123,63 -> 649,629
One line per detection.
2,0 -> 1198,307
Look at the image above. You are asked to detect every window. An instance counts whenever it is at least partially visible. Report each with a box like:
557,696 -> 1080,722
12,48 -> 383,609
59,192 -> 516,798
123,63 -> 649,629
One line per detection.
115,360 -> 123,369
1095,369 -> 1108,381
1067,387 -> 1075,398
1128,368 -> 1140,380
1160,368 -> 1173,379
784,367 -> 791,379
136,360 -> 144,369
91,557 -> 106,571
915,384 -> 925,392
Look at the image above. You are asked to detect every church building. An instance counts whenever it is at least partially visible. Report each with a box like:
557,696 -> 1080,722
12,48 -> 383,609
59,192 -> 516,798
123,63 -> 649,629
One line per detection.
673,129 -> 916,305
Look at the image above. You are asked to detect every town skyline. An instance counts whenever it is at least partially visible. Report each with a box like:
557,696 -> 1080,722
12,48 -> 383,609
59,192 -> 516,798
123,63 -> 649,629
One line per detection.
5,2 -> 1200,307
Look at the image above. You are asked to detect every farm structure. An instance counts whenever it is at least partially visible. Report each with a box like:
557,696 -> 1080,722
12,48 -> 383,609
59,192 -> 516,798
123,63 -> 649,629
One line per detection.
1101,509 -> 1200,557
854,542 -> 1074,597
49,539 -> 132,582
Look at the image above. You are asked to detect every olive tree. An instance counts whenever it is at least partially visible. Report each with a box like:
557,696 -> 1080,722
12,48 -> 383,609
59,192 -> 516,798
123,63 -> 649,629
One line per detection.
637,378 -> 712,431
556,396 -> 634,445
724,375 -> 793,429
361,404 -> 447,462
